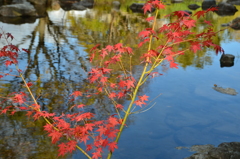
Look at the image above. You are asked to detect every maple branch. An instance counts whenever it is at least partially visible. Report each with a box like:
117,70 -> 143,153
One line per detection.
118,57 -> 128,78
103,87 -> 124,118
167,28 -> 226,48
107,8 -> 160,159
0,72 -> 20,77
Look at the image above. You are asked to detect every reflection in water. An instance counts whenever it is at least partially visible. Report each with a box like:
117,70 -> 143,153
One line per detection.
0,0 -> 240,158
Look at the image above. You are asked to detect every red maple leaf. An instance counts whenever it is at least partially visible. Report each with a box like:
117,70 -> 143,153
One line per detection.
66,140 -> 77,153
105,45 -> 114,52
108,116 -> 119,127
100,76 -> 108,84
90,44 -> 100,52
44,123 -> 53,133
169,61 -> 178,69
110,83 -> 116,88
6,32 -> 14,40
183,19 -> 196,28
173,11 -> 188,18
96,126 -> 106,136
153,1 -> 165,9
109,92 -> 117,99
214,45 -> 224,54
100,49 -> 108,58
165,55 -> 173,62
117,92 -> 125,99
194,10 -> 206,19
5,60 -> 13,67
108,141 -> 118,152
92,151 -> 101,159
86,144 -> 92,151
106,129 -> 119,139
142,3 -> 153,14
118,80 -> 126,88
139,94 -> 149,102
125,47 -> 133,54
22,48 -> 30,53
49,130 -> 62,143
77,104 -> 85,109
125,80 -> 134,89
85,123 -> 95,131
114,43 -> 123,50
116,104 -> 124,109
58,143 -> 68,157
13,93 -> 25,104
80,135 -> 89,144
71,91 -> 82,98
204,20 -> 213,26
134,100 -> 145,107
146,16 -> 154,22
139,30 -> 151,38
190,42 -> 201,53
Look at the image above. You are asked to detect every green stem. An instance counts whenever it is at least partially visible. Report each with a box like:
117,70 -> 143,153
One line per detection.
107,9 -> 159,159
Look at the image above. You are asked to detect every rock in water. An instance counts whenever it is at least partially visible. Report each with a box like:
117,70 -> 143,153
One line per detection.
213,85 -> 238,96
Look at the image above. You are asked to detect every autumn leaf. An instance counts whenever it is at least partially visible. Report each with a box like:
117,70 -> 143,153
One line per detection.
108,116 -> 119,127
5,60 -> 13,67
109,92 -> 117,99
49,130 -> 62,144
125,80 -> 134,89
194,10 -> 206,19
142,3 -> 153,14
105,45 -> 114,52
6,32 -> 14,40
146,16 -> 154,22
169,61 -> 178,69
92,151 -> 101,159
182,19 -> 196,28
108,141 -> 118,152
190,42 -> 201,53
71,91 -> 82,98
134,100 -> 146,107
139,94 -> 149,102
116,104 -> 124,109
90,44 -> 100,52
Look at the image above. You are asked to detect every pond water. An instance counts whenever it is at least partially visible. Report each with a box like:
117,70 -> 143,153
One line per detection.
0,0 -> 240,159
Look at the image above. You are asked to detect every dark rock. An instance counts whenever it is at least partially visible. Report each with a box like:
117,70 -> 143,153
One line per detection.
27,0 -> 47,5
12,0 -> 24,3
129,3 -> 155,13
0,1 -> 38,17
188,4 -> 200,10
80,0 -> 94,8
220,53 -> 235,67
0,16 -> 37,24
71,2 -> 86,11
202,0 -> 216,10
215,2 -> 238,16
171,0 -> 183,3
221,23 -> 230,27
183,10 -> 192,16
0,0 -> 13,6
60,0 -> 94,11
230,17 -> 240,30
185,142 -> 240,159
227,0 -> 240,5
112,1 -> 120,10
59,1 -> 73,11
